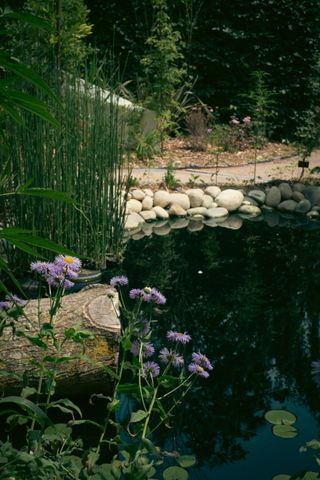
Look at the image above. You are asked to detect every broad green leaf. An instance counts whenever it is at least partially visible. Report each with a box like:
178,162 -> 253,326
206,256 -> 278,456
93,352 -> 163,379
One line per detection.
50,398 -> 82,418
265,410 -> 297,425
272,424 -> 298,439
20,386 -> 37,398
130,409 -> 148,423
69,419 -> 104,431
5,12 -> 53,31
0,54 -> 57,99
43,423 -> 72,442
0,396 -> 52,428
163,466 -> 189,480
176,455 -> 196,468
15,186 -> 75,205
301,473 -> 320,480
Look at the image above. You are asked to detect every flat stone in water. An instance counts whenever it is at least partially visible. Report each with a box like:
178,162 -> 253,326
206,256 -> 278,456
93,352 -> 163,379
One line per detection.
206,207 -> 229,218
248,190 -> 266,204
216,189 -> 244,212
295,199 -> 311,214
278,200 -> 298,213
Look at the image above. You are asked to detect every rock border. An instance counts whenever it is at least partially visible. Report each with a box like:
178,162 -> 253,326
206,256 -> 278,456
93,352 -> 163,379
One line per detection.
124,183 -> 320,234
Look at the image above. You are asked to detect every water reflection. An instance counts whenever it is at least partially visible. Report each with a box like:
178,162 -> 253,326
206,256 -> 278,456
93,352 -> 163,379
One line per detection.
109,221 -> 320,479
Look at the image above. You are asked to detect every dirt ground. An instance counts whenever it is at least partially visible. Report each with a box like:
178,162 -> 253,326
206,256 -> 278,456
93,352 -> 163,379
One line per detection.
131,139 -> 320,188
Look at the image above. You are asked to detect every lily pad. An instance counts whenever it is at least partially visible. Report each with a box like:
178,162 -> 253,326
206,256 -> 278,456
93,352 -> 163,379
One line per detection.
301,472 -> 320,480
265,409 -> 297,425
272,475 -> 291,480
163,466 -> 189,480
272,424 -> 298,439
176,455 -> 196,468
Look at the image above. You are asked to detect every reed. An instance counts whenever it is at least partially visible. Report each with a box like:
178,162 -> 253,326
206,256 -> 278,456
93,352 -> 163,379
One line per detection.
1,64 -> 129,269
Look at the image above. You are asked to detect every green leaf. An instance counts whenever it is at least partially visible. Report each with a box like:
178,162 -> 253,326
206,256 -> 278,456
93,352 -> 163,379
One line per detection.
301,473 -> 320,480
0,396 -> 52,428
5,12 -> 54,32
15,186 -> 75,205
130,409 -> 148,423
43,423 -> 72,442
69,419 -> 104,431
20,386 -> 37,398
176,455 -> 196,468
272,475 -> 291,480
163,466 -> 189,480
272,424 -> 298,439
118,383 -> 141,394
264,410 -> 297,425
50,398 -> 82,418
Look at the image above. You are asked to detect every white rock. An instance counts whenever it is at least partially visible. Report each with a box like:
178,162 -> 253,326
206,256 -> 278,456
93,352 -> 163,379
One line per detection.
202,194 -> 214,209
131,189 -> 145,201
238,205 -> 262,216
126,199 -> 142,214
127,192 -> 132,200
139,210 -> 156,221
205,186 -> 221,198
141,223 -> 153,236
187,207 -> 208,216
216,189 -> 244,211
203,218 -> 217,227
154,190 -> 171,208
142,196 -> 153,210
125,212 -> 144,230
143,188 -> 154,197
169,193 -> 190,210
206,207 -> 229,218
186,188 -> 204,208
152,206 -> 169,220
168,203 -> 187,217
307,210 -> 320,218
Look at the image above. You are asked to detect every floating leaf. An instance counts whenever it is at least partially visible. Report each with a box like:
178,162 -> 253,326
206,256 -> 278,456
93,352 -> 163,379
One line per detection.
265,410 -> 297,425
272,424 -> 298,439
301,472 -> 320,480
163,466 -> 189,480
273,475 -> 291,480
176,455 -> 196,468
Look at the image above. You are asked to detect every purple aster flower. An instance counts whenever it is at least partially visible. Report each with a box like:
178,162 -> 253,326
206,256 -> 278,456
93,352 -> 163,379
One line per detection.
188,363 -> 210,378
142,361 -> 160,378
131,340 -> 155,358
167,330 -> 192,344
54,255 -> 81,272
6,295 -> 26,307
110,275 -> 129,288
129,288 -> 144,300
0,301 -> 10,310
192,352 -> 213,371
159,348 -> 184,368
30,261 -> 53,275
149,288 -> 166,305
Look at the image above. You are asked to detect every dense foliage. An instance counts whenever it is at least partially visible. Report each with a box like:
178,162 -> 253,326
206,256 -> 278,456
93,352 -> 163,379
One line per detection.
85,0 -> 320,138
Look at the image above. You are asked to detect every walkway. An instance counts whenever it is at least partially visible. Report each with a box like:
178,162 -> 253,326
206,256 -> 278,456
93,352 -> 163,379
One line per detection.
132,150 -> 320,186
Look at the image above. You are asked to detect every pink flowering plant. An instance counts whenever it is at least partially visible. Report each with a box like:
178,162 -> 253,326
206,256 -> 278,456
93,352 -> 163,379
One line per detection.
209,114 -> 254,152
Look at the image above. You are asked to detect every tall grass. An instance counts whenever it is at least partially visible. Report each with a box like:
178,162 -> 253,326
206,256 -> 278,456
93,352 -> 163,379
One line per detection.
1,65 -> 129,269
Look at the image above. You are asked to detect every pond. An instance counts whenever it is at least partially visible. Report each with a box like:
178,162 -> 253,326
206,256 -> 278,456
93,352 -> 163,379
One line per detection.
108,219 -> 320,480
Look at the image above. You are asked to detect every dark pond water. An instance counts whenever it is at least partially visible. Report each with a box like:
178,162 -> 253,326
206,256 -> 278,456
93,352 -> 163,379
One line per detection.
107,219 -> 320,480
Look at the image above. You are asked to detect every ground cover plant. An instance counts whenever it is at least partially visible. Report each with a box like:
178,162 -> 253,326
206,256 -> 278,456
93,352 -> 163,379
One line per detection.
0,262 -> 213,479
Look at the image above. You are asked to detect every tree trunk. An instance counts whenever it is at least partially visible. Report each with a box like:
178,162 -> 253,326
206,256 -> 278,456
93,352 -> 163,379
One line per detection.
0,284 -> 120,395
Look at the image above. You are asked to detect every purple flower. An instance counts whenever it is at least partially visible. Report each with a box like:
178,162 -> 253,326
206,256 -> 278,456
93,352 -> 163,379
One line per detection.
30,261 -> 53,275
0,301 -> 10,310
159,348 -> 184,368
148,288 -> 166,305
129,288 -> 144,300
167,330 -> 191,344
131,340 -> 155,358
192,352 -> 213,371
6,295 -> 26,307
54,255 -> 81,272
142,361 -> 160,378
110,275 -> 129,288
46,265 -> 74,289
188,363 -> 210,378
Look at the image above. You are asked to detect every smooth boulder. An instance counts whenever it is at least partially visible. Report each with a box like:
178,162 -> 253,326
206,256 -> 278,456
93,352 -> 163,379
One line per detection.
248,190 -> 266,204
216,189 -> 244,212
265,186 -> 281,207
205,186 -> 221,199
154,190 -> 171,208
169,192 -> 190,210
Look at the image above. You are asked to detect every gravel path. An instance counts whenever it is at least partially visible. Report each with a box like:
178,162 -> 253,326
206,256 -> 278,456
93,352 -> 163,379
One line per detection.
132,150 -> 320,187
